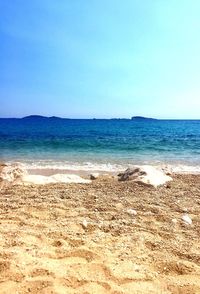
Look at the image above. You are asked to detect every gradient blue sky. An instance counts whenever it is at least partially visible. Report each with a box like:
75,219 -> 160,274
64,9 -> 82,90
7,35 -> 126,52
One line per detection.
0,0 -> 200,118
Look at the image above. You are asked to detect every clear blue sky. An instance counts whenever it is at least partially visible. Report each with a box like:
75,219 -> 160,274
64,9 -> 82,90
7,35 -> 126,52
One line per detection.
0,0 -> 200,118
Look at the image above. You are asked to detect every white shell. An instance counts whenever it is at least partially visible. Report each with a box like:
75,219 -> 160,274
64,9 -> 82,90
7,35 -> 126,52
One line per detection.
182,214 -> 192,225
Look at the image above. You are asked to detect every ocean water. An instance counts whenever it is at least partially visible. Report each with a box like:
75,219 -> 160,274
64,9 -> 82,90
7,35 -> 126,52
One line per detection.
0,118 -> 200,172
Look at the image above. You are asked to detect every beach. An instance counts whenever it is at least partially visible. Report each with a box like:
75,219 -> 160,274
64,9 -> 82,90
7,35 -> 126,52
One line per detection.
0,118 -> 200,293
2,0 -> 200,292
0,172 -> 200,293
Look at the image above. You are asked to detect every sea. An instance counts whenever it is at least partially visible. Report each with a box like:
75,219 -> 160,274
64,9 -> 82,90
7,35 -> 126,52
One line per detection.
0,118 -> 200,173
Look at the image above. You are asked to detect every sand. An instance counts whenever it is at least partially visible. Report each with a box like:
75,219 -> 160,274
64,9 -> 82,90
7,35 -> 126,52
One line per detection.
0,174 -> 200,293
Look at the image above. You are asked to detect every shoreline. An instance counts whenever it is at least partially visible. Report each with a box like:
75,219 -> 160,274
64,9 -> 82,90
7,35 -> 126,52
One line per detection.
1,160 -> 200,188
2,159 -> 200,176
1,160 -> 200,189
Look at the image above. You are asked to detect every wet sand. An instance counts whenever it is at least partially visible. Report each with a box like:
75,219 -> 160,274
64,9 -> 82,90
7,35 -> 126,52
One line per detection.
0,174 -> 200,293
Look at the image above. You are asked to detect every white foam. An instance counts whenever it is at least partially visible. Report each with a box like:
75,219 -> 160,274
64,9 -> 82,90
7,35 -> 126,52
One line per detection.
12,160 -> 125,172
169,164 -> 200,174
6,160 -> 200,174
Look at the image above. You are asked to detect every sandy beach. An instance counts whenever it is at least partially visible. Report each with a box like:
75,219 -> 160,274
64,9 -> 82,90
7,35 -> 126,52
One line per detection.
0,173 -> 200,293
1,0 -> 200,292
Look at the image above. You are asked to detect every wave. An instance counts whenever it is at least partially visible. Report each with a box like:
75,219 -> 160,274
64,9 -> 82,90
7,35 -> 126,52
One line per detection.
8,160 -> 125,172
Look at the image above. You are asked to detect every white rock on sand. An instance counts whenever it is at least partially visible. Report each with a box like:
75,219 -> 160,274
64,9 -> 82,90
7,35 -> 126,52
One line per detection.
22,174 -> 91,185
139,165 -> 172,187
118,165 -> 172,188
127,209 -> 137,216
0,164 -> 27,184
90,173 -> 99,180
0,163 -> 91,185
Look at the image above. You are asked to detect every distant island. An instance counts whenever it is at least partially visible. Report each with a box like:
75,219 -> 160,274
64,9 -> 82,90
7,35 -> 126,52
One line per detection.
22,115 -> 69,120
0,115 -> 159,120
131,116 -> 157,121
23,115 -> 157,121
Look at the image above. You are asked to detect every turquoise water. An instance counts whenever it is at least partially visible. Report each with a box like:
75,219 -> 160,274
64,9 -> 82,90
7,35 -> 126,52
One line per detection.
0,118 -> 200,171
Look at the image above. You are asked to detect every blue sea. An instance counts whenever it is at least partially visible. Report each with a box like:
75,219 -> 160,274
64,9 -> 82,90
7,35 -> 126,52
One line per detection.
0,118 -> 200,173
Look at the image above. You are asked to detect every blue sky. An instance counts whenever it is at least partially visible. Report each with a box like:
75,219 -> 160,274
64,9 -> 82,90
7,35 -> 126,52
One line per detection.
0,0 -> 200,118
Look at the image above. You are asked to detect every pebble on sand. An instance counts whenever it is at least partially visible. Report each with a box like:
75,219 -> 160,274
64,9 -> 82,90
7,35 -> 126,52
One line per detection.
82,219 -> 88,229
172,218 -> 178,224
127,209 -> 137,216
182,214 -> 192,225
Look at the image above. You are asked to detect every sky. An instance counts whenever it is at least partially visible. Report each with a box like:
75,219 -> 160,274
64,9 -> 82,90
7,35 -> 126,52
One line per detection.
0,0 -> 200,119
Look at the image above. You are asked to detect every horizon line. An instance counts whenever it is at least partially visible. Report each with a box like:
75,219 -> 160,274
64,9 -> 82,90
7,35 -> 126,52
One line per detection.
0,115 -> 199,120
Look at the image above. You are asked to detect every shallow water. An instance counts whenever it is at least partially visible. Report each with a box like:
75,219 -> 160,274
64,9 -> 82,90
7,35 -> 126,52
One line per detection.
0,118 -> 200,172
